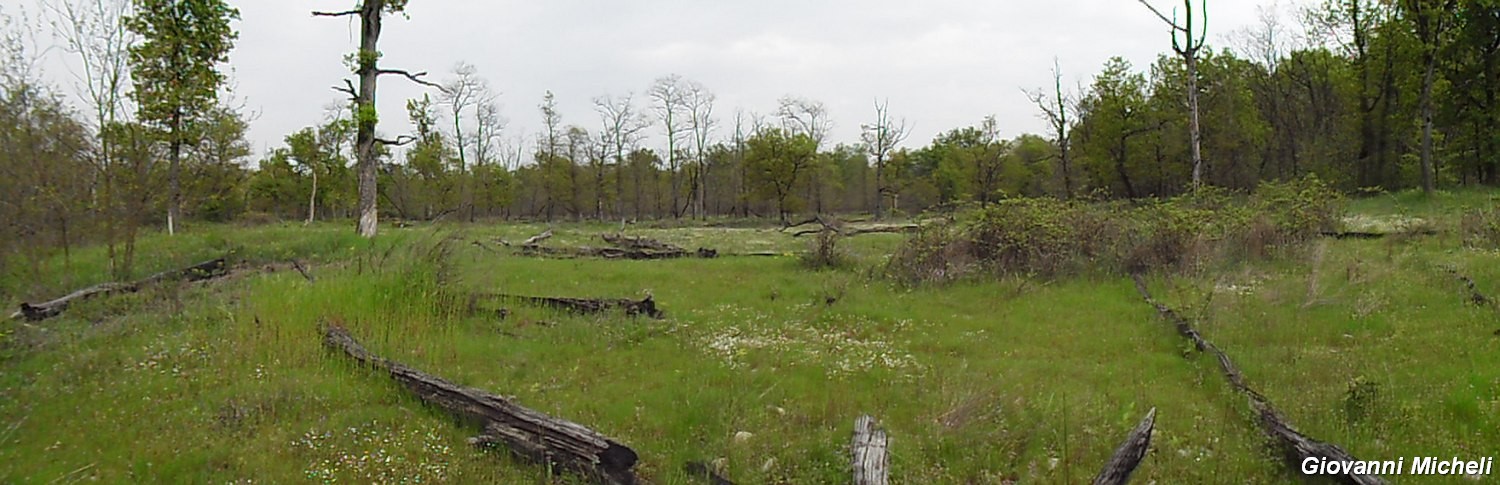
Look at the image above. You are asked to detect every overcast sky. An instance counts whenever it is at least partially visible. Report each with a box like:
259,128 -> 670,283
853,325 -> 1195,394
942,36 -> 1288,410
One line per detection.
8,0 -> 1313,160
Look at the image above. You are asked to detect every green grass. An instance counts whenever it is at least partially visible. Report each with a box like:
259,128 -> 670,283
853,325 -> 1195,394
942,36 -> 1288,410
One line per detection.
2,202 -> 1498,483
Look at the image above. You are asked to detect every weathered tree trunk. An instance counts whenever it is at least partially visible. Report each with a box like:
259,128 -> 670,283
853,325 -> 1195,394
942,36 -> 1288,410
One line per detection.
1130,274 -> 1387,485
354,1 -> 384,238
851,415 -> 889,485
322,323 -> 639,484
1092,407 -> 1156,485
1186,55 -> 1204,189
12,257 -> 228,321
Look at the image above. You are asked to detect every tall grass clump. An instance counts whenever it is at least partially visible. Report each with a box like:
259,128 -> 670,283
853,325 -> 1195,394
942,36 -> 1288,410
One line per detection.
1460,207 -> 1500,249
885,175 -> 1343,285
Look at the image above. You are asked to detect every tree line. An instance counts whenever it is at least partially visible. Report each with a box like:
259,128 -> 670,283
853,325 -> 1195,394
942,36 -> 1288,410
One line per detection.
3,0 -> 1499,277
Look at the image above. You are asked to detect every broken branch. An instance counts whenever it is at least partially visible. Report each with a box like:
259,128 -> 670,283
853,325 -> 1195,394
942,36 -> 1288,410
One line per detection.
1091,407 -> 1156,485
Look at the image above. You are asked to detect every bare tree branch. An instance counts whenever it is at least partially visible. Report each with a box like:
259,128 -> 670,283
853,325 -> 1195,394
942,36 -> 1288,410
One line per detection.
332,79 -> 357,99
375,135 -> 418,146
1135,0 -> 1185,32
311,10 -> 360,17
377,68 -> 441,88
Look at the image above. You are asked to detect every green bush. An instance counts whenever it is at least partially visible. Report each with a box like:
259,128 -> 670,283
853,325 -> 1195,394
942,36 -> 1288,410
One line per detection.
884,175 -> 1346,285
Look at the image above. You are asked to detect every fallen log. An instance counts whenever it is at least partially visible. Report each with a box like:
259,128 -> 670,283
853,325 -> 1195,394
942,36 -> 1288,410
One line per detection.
1130,274 -> 1387,485
519,245 -> 717,260
851,414 -> 889,485
322,323 -> 639,484
600,233 -> 681,252
1092,407 -> 1156,485
523,229 -> 554,246
484,293 -> 664,319
12,257 -> 229,322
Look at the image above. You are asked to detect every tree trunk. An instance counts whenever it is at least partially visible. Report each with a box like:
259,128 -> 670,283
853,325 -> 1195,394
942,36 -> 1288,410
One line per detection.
307,169 -> 319,224
354,1 -> 385,238
1419,51 -> 1438,196
873,159 -> 885,220
851,415 -> 888,485
1186,55 -> 1204,189
168,108 -> 183,235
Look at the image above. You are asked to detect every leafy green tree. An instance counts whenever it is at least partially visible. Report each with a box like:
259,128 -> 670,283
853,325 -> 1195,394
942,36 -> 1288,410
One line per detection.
745,128 -> 816,222
1075,57 -> 1155,198
125,0 -> 239,235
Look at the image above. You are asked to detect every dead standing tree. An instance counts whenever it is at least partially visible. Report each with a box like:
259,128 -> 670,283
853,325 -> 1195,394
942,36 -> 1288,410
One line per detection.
314,0 -> 438,238
1136,0 -> 1207,190
860,99 -> 909,220
1026,59 -> 1078,199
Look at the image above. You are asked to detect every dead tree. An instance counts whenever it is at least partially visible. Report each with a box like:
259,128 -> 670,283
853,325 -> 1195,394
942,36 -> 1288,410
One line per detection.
1026,59 -> 1077,199
1092,407 -> 1157,485
861,99 -> 910,220
1136,0 -> 1207,189
1131,274 -> 1387,485
12,257 -> 228,321
314,1 -> 439,238
322,323 -> 639,484
851,415 -> 889,485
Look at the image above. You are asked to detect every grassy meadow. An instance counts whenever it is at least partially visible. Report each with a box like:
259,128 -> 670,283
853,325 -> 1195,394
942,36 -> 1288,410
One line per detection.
1,191 -> 1498,483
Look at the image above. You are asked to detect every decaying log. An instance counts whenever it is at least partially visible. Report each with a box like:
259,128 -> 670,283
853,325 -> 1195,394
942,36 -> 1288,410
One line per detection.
501,229 -> 555,249
1441,266 -> 1491,306
785,215 -> 916,237
1130,274 -> 1387,485
1092,407 -> 1157,485
519,245 -> 717,260
601,233 -> 681,252
523,229 -> 554,246
11,257 -> 229,321
851,414 -> 889,485
684,461 -> 735,485
290,259 -> 316,282
484,293 -> 664,319
322,323 -> 638,484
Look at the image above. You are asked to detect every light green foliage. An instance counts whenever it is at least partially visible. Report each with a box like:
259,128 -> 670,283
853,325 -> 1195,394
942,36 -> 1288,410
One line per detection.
744,128 -> 817,220
125,0 -> 238,137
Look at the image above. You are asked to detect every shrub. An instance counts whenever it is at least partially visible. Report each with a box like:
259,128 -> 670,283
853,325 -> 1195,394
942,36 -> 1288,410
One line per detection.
884,176 -> 1346,285
799,230 -> 852,270
1460,207 -> 1500,249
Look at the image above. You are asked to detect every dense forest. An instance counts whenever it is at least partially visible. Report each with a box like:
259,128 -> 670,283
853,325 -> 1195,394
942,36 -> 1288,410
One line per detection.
2,0 -> 1498,274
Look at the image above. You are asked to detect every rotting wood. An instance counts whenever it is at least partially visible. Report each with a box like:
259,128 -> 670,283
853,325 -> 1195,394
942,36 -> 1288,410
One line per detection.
519,245 -> 717,260
784,215 -> 917,237
601,233 -> 681,252
1441,266 -> 1491,306
851,414 -> 889,485
290,259 -> 315,282
322,323 -> 639,484
1092,407 -> 1156,485
684,461 -> 735,485
482,293 -> 664,319
1130,274 -> 1388,485
12,257 -> 229,321
523,229 -> 554,246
